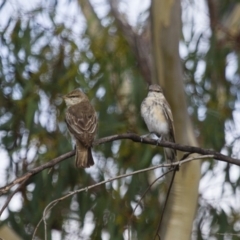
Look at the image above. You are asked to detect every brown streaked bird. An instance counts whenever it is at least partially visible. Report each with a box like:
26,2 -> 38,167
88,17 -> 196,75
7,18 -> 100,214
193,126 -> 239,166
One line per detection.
141,84 -> 176,162
63,89 -> 97,168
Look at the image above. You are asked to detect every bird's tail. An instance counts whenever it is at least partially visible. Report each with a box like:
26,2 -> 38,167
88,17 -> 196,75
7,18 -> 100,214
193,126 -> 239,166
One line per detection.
163,134 -> 176,163
75,141 -> 94,168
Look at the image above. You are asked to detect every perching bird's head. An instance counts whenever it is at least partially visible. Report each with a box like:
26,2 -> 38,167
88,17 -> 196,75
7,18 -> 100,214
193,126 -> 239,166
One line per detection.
63,89 -> 88,107
148,84 -> 163,93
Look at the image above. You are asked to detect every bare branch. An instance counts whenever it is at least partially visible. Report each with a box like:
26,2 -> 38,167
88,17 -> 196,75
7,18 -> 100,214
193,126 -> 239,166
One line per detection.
94,133 -> 240,166
0,150 -> 75,195
33,154 -> 212,239
1,132 -> 239,198
1,132 -> 239,218
128,168 -> 174,239
155,166 -> 177,239
0,179 -> 27,216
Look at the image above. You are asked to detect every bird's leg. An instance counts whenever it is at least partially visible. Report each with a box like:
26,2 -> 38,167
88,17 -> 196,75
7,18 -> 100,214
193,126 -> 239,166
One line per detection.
156,135 -> 163,146
140,133 -> 152,142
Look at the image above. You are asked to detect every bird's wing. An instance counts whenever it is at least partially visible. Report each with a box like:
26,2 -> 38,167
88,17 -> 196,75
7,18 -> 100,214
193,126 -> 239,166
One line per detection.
157,97 -> 177,160
65,101 -> 97,140
155,97 -> 175,143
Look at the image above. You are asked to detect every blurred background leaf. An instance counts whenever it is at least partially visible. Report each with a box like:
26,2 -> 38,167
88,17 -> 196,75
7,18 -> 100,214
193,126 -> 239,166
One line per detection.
0,0 -> 240,239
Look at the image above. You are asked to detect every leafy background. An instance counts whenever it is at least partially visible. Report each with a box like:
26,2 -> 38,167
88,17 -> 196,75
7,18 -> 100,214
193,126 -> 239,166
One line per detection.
0,0 -> 240,239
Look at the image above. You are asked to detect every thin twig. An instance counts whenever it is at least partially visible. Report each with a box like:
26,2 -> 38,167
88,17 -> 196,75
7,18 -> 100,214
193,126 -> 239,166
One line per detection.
34,155 -> 213,239
0,132 -> 224,217
128,168 -> 174,239
34,163 -> 172,239
0,150 -> 75,196
32,200 -> 59,240
32,215 -> 44,240
0,179 -> 27,216
44,201 -> 59,240
154,166 -> 178,239
94,133 -> 240,166
216,233 -> 240,236
1,132 -> 239,198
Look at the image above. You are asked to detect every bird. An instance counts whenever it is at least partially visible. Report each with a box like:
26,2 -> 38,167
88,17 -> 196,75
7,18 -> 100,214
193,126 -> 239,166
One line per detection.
63,89 -> 97,168
141,84 -> 176,162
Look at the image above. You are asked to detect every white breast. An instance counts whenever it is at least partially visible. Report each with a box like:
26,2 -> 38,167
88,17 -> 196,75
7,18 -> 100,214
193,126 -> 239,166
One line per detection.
141,97 -> 169,136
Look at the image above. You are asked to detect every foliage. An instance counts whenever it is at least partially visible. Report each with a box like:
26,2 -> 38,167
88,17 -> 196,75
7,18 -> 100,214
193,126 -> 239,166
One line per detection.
0,0 -> 240,239
182,1 -> 240,239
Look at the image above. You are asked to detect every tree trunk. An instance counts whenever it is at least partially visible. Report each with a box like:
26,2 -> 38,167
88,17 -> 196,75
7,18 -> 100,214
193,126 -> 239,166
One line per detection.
151,0 -> 201,239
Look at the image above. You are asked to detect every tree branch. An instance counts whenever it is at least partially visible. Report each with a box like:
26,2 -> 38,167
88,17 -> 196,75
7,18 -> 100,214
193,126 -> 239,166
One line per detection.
1,133 -> 239,197
0,133 -> 239,216
94,133 -> 240,165
33,154 -> 212,239
0,179 -> 27,216
0,150 -> 75,195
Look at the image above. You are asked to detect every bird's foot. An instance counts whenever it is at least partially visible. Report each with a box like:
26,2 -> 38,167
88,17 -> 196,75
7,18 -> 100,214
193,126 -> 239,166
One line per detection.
140,133 -> 151,142
168,162 -> 179,171
156,136 -> 163,146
